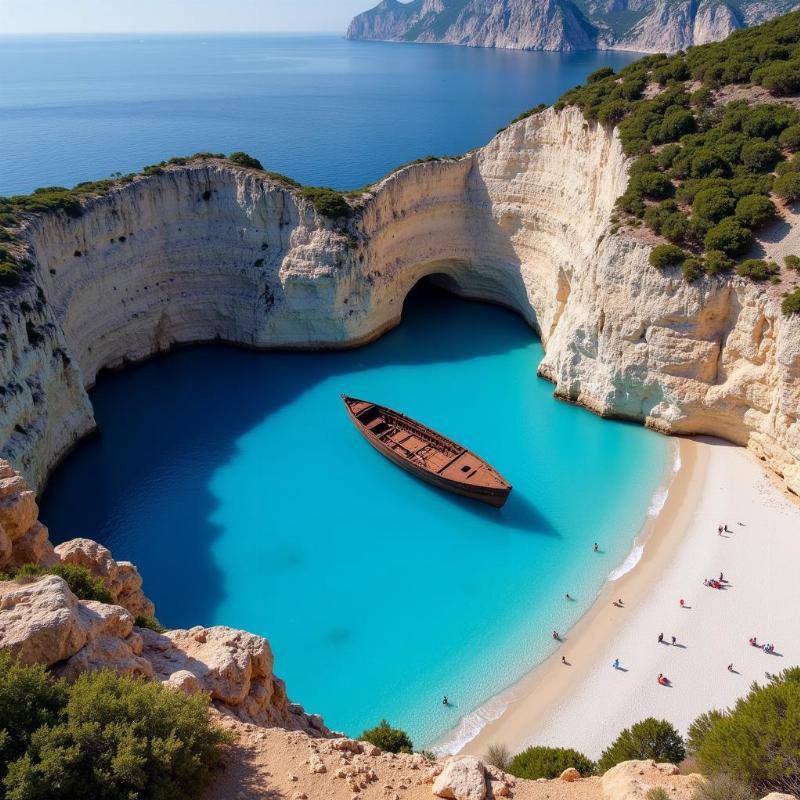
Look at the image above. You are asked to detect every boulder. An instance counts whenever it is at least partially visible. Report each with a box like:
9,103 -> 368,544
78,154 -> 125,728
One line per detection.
602,760 -> 683,800
0,575 -> 150,677
55,538 -> 155,617
0,474 -> 38,540
560,767 -> 581,782
432,756 -> 487,800
140,625 -> 330,736
760,795 -> 798,800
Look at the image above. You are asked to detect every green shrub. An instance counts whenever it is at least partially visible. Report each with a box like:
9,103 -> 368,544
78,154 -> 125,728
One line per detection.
704,218 -> 753,257
360,720 -> 412,754
692,774 -> 756,800
0,653 -> 68,786
691,150 -> 729,179
134,616 -> 166,633
645,788 -> 671,800
227,151 -> 263,170
588,67 -> 615,84
597,718 -> 685,774
299,187 -> 351,218
484,743 -> 511,771
693,187 -> 736,223
650,244 -> 687,269
741,140 -> 782,173
687,710 -> 726,755
735,259 -> 780,280
14,564 -> 114,604
779,124 -> 800,151
632,172 -> 674,200
0,261 -> 21,288
735,194 -> 777,228
4,669 -> 228,800
785,254 -> 800,271
758,60 -> 800,96
704,250 -> 734,275
774,171 -> 800,201
507,746 -> 595,780
683,257 -> 705,282
783,289 -> 800,315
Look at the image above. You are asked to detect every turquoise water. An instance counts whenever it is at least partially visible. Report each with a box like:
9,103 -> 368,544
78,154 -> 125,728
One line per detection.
0,34 -> 639,195
41,284 -> 668,747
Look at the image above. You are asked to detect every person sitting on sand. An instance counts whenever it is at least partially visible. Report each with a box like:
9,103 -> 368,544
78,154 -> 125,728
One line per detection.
749,637 -> 758,647
561,656 -> 567,665
718,525 -> 723,535
618,598 -> 623,606
679,599 -> 685,608
613,658 -> 620,670
658,632 -> 664,644
443,696 -> 449,706
565,593 -> 572,601
727,664 -> 734,672
719,572 -> 725,582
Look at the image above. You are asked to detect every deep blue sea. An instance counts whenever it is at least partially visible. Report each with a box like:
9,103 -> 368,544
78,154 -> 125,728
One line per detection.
9,33 -> 665,749
41,285 -> 668,748
0,34 -> 639,195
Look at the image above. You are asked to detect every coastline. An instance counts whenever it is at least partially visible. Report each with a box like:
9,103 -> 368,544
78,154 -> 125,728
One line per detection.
448,436 -> 800,758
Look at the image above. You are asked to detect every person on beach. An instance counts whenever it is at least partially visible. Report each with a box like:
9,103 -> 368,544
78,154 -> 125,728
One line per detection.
727,664 -> 734,672
719,572 -> 725,582
671,635 -> 676,645
679,599 -> 685,607
594,542 -> 599,553
442,696 -> 449,706
725,524 -> 731,532
618,598 -> 623,606
749,636 -> 758,647
613,658 -> 620,669
552,630 -> 561,641
658,632 -> 664,644
562,656 -> 567,665
565,593 -> 572,601
718,524 -> 723,535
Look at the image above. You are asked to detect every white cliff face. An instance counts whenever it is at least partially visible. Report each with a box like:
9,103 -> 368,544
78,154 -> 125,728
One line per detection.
346,0 -> 800,53
0,109 -> 798,497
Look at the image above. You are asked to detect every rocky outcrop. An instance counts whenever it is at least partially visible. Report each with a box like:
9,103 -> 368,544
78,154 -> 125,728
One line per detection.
346,0 -> 800,53
54,537 -> 154,618
1,109 -> 799,498
432,755 -> 488,800
140,625 -> 329,736
0,575 -> 151,677
601,760 -> 686,800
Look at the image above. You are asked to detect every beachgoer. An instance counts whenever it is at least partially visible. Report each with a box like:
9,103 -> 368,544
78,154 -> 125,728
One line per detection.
724,524 -> 731,533
594,542 -> 599,553
618,598 -> 623,606
719,572 -> 725,582
727,664 -> 734,672
565,593 -> 572,601
561,656 -> 567,664
552,630 -> 560,641
613,658 -> 620,670
718,525 -> 723,535
679,599 -> 685,607
443,696 -> 449,706
671,636 -> 676,645
658,632 -> 664,644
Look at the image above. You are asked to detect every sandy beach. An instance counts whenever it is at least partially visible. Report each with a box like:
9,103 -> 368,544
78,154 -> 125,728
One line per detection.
457,436 -> 800,760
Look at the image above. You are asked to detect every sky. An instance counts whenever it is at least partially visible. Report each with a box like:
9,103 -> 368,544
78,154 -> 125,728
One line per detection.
0,0 -> 376,34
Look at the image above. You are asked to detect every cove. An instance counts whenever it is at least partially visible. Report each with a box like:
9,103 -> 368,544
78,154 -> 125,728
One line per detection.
40,282 -> 668,748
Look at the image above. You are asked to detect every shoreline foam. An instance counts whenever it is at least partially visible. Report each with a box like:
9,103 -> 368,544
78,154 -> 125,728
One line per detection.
456,437 -> 800,759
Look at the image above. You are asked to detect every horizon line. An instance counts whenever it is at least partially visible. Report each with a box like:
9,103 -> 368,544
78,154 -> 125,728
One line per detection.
0,30 -> 348,36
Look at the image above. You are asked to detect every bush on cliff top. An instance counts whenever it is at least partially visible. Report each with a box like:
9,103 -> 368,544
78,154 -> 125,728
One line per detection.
0,658 -> 228,800
597,718 -> 685,774
13,564 -> 113,605
554,11 -> 800,282
227,151 -> 264,170
359,720 -> 413,754
299,186 -> 351,219
689,668 -> 800,797
506,745 -> 595,780
782,288 -> 800,315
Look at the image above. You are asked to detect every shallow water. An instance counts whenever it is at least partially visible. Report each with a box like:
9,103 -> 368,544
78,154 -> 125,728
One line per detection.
41,284 -> 668,747
0,33 -> 639,195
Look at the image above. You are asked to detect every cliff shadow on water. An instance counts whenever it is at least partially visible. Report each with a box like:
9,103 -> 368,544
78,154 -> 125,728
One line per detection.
38,279 -> 554,628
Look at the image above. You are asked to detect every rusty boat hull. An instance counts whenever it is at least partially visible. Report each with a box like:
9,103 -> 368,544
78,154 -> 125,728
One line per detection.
342,395 -> 512,508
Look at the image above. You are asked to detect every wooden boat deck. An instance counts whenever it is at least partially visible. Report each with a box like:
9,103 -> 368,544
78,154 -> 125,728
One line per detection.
343,396 -> 511,505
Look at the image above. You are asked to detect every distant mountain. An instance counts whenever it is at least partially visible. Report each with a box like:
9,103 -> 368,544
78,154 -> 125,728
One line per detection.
345,0 -> 800,53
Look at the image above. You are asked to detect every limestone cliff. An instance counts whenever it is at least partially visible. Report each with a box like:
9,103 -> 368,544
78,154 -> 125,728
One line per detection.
345,0 -> 800,53
0,107 -> 799,497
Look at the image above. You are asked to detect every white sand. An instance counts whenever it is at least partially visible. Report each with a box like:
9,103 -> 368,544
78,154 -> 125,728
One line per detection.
461,437 -> 800,759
